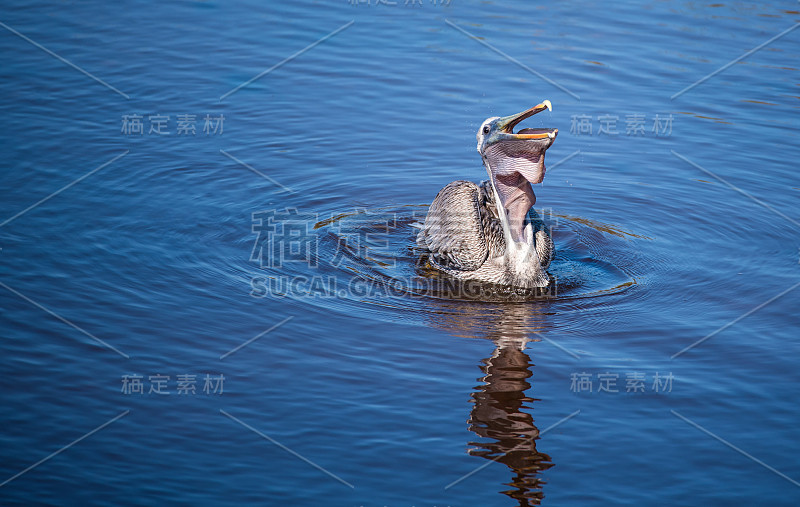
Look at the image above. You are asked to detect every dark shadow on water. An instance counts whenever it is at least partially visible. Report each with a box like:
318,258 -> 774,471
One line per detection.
470,339 -> 553,506
431,301 -> 554,506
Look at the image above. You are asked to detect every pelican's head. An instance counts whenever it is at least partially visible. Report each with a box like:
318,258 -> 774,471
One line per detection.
476,101 -> 557,243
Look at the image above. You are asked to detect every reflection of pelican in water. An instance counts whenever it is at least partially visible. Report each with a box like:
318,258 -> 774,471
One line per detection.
470,337 -> 552,506
431,301 -> 553,505
417,102 -> 558,288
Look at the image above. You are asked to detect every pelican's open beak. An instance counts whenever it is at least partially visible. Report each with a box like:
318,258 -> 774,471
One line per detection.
479,101 -> 559,245
496,100 -> 558,141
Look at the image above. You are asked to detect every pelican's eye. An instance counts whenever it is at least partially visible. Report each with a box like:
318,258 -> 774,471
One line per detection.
482,124 -> 491,135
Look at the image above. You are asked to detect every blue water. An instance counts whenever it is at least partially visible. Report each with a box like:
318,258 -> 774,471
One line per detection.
1,1 -> 799,505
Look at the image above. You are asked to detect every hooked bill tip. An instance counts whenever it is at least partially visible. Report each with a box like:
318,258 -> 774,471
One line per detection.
542,100 -> 552,112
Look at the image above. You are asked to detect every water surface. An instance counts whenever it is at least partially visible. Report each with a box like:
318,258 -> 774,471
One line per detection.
1,1 -> 799,505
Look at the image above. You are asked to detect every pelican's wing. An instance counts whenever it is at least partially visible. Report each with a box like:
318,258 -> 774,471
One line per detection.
417,181 -> 489,271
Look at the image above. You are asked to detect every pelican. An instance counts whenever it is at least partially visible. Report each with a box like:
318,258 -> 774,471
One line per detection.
417,101 -> 558,288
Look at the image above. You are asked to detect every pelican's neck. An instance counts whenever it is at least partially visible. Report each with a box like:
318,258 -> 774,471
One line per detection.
484,160 -> 516,249
482,158 -> 535,244
493,173 -> 536,243
483,159 -> 545,281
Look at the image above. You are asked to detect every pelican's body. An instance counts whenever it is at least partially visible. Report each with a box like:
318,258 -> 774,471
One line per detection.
417,180 -> 554,287
417,102 -> 558,288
